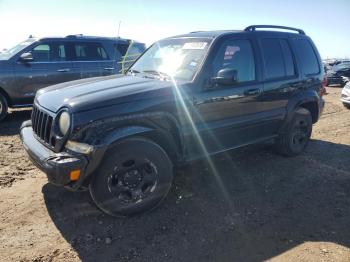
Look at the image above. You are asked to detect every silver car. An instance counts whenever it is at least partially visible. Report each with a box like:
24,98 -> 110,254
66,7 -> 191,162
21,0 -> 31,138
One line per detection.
341,81 -> 350,109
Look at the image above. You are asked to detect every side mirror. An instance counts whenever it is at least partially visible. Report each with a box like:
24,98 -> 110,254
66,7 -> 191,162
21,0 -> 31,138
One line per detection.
19,52 -> 34,62
211,68 -> 238,86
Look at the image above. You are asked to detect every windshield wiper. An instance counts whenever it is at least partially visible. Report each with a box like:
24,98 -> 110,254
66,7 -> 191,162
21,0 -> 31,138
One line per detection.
127,69 -> 141,75
127,69 -> 162,80
142,70 -> 171,80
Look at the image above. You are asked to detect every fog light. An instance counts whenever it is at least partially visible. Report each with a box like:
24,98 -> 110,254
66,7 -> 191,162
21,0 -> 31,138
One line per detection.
70,170 -> 81,181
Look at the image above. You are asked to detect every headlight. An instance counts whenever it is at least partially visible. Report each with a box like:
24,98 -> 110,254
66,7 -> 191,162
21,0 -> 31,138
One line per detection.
65,140 -> 94,154
58,111 -> 71,136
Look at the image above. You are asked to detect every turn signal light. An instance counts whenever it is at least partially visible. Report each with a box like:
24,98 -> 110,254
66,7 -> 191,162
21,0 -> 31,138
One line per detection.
70,170 -> 81,181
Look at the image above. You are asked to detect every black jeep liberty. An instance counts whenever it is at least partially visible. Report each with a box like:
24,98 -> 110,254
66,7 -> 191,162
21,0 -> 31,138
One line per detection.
21,25 -> 325,217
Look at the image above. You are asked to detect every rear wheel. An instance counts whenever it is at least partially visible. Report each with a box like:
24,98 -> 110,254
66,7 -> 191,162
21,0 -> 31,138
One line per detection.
0,94 -> 8,122
89,137 -> 173,217
274,108 -> 312,157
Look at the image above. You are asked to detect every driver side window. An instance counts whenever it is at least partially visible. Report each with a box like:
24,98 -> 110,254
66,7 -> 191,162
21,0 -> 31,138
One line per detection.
212,39 -> 256,83
31,44 -> 51,62
30,42 -> 67,62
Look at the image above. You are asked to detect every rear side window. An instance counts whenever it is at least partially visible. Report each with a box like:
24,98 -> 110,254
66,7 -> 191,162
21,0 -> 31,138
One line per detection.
115,42 -> 145,60
294,39 -> 320,75
280,40 -> 295,76
115,43 -> 129,57
125,44 -> 145,59
116,42 -> 146,73
74,42 -> 109,61
261,38 -> 295,79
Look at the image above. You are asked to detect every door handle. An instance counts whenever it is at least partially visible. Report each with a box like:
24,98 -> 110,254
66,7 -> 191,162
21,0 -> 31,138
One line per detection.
104,67 -> 115,71
57,68 -> 70,72
244,88 -> 261,96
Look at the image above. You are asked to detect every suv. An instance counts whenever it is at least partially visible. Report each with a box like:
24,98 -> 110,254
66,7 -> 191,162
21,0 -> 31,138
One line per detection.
0,35 -> 146,120
21,25 -> 325,217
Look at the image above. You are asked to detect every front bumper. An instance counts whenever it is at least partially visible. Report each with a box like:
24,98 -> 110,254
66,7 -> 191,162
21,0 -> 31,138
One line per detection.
20,121 -> 88,187
327,76 -> 347,86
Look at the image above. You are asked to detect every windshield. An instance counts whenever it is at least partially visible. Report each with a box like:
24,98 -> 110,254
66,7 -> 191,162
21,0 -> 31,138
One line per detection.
129,38 -> 212,81
333,62 -> 350,71
0,38 -> 36,60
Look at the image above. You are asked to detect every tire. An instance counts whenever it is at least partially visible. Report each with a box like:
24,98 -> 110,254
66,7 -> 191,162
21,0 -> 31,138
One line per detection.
0,94 -> 8,122
89,137 -> 173,217
274,108 -> 312,157
343,103 -> 350,109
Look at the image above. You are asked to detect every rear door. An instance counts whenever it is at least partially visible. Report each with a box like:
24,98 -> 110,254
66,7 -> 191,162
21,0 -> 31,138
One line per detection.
258,37 -> 300,135
72,41 -> 111,79
14,41 -> 75,104
98,41 -> 119,76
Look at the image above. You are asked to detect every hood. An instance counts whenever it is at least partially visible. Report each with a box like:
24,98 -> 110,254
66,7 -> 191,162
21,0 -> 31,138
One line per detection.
36,75 -> 175,113
326,71 -> 334,76
0,60 -> 10,66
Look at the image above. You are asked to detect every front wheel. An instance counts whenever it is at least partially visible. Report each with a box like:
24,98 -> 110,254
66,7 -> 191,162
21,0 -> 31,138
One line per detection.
89,137 -> 173,217
0,94 -> 8,122
274,108 -> 312,157
343,103 -> 350,109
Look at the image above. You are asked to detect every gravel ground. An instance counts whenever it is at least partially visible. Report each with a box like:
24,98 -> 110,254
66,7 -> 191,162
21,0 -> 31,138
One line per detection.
0,87 -> 349,262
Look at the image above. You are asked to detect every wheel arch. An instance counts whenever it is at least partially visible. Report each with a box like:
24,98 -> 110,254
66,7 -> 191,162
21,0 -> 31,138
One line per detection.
280,91 -> 320,133
298,101 -> 319,123
0,86 -> 12,107
82,112 -> 184,165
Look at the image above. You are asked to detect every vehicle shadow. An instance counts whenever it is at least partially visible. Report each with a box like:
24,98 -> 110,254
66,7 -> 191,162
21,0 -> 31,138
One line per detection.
0,109 -> 31,136
42,139 -> 350,262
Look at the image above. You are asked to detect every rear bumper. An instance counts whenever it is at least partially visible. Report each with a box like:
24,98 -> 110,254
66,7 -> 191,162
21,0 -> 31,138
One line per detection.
20,121 -> 88,187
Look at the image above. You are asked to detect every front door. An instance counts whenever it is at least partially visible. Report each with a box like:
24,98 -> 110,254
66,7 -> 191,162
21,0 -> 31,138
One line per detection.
188,37 -> 265,158
14,41 -> 75,105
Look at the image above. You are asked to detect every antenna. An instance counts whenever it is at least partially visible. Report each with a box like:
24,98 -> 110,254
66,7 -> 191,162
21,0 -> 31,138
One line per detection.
117,21 -> 121,37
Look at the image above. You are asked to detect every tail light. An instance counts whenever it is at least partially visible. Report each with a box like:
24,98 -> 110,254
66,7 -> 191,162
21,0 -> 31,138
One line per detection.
320,77 -> 327,96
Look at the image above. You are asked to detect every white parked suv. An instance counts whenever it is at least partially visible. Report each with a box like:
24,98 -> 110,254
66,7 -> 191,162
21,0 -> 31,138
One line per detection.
341,81 -> 350,109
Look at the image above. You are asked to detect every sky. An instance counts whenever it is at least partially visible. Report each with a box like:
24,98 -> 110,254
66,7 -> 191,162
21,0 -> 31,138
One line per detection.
0,0 -> 349,58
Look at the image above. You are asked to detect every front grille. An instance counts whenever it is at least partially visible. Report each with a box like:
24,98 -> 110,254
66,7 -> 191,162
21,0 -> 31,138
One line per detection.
31,105 -> 55,147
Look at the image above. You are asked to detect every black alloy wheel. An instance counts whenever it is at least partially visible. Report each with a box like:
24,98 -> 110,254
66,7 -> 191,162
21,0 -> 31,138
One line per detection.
89,137 -> 173,217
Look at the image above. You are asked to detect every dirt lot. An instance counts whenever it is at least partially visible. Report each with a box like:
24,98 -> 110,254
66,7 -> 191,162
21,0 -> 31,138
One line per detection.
0,87 -> 349,262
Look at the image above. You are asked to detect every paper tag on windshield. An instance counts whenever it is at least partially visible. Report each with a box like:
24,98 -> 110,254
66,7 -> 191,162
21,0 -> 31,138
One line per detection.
183,42 -> 207,50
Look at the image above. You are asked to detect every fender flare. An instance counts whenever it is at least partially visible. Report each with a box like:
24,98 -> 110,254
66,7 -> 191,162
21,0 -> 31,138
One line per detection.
0,87 -> 11,107
280,90 -> 320,133
100,125 -> 181,161
74,112 -> 184,187
80,126 -> 156,186
101,125 -> 155,146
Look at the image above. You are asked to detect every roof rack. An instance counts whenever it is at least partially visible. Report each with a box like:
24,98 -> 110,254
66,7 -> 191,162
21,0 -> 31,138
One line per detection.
65,34 -> 84,38
244,25 -> 305,35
